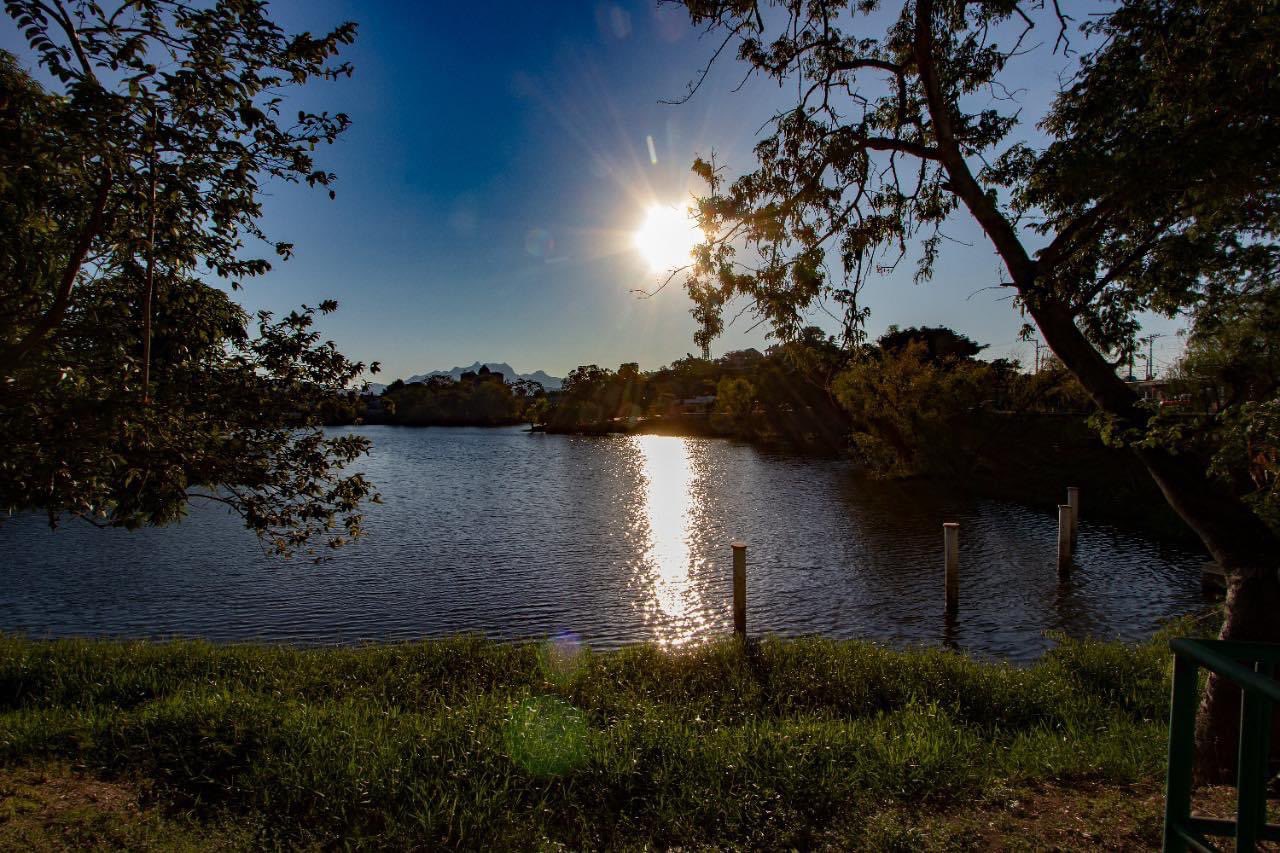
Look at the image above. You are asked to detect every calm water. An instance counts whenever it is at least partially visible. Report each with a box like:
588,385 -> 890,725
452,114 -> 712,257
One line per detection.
0,426 -> 1207,660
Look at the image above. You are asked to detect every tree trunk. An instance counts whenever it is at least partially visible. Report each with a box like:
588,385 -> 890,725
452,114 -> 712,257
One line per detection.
0,169 -> 111,374
1027,296 -> 1280,783
910,0 -> 1279,782
1194,569 -> 1280,783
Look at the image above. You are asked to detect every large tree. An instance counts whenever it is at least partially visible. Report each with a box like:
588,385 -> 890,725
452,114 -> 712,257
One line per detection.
1,1 -> 377,554
676,0 -> 1279,777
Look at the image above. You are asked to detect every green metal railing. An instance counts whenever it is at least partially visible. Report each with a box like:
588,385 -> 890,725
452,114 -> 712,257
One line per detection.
1164,638 -> 1280,852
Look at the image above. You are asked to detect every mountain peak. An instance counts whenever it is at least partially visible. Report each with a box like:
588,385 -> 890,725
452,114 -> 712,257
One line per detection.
403,362 -> 563,390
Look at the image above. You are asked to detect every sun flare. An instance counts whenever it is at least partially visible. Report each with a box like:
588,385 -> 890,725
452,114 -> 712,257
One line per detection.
633,204 -> 701,273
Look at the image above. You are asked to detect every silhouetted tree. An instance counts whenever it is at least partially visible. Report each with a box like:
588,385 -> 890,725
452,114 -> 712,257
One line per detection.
677,0 -> 1280,773
877,325 -> 985,363
0,3 -> 373,554
835,341 -> 993,475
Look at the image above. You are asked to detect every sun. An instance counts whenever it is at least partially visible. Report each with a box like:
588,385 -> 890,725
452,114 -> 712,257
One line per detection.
633,204 -> 701,273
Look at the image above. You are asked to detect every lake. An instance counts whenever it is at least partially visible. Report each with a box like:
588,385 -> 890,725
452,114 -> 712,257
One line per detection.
0,426 -> 1208,661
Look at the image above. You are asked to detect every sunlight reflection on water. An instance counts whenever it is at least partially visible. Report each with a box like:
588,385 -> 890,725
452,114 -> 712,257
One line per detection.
0,426 -> 1211,661
633,434 -> 709,646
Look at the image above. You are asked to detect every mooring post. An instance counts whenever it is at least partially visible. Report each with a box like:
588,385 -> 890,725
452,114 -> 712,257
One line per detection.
943,523 -> 959,615
1057,505 -> 1072,577
732,542 -> 747,636
1066,486 -> 1080,548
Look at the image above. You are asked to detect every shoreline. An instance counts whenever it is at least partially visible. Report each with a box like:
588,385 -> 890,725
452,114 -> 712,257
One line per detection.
340,418 -> 1204,546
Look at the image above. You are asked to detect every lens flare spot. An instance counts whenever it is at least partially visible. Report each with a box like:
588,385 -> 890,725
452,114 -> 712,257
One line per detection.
504,695 -> 588,776
525,228 -> 554,258
538,631 -> 586,687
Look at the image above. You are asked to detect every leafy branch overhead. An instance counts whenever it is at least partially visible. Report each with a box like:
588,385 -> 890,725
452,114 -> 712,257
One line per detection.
677,0 -> 1280,779
1,1 -> 377,554
683,0 -> 1277,361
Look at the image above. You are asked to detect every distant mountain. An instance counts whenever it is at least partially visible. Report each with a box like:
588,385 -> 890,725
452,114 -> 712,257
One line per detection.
404,362 -> 563,390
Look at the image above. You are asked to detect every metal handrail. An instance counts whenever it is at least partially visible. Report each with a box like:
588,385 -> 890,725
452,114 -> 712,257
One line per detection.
1163,638 -> 1278,852
1170,639 -> 1280,703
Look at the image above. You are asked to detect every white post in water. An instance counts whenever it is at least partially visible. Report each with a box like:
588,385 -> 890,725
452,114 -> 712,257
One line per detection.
943,523 -> 960,615
1057,505 -> 1073,577
732,542 -> 747,636
1067,486 -> 1080,548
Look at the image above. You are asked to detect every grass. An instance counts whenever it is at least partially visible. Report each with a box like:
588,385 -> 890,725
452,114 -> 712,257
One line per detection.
0,626 -> 1197,849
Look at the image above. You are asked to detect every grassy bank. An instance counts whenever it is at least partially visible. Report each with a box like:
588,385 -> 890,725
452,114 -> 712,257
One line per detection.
0,630 -> 1189,849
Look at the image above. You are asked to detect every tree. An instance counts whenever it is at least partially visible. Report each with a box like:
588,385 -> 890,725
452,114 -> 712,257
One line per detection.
835,340 -> 992,475
1,2 -> 375,554
712,375 -> 755,431
1160,293 -> 1280,533
877,325 -> 984,363
1175,290 -> 1280,412
677,0 -> 1280,776
525,397 -> 551,428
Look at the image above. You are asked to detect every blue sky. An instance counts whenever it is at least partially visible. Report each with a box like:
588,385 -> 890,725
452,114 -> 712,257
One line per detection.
2,1 -> 1187,380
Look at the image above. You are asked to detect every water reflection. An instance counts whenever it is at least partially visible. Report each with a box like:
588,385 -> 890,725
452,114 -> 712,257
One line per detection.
634,435 -> 708,645
0,426 -> 1210,661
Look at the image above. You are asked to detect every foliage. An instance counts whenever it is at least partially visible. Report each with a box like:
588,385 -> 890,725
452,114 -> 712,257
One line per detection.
877,325 -> 985,362
0,3 -> 375,553
542,325 -> 1101,462
1011,360 -> 1093,415
543,335 -> 850,447
1133,292 -> 1280,535
381,374 -> 529,427
711,375 -> 754,429
0,629 -> 1184,848
549,363 -> 633,428
671,0 -> 1280,712
834,340 -> 994,475
1204,401 -> 1280,534
1018,0 -> 1280,351
1174,290 -> 1280,412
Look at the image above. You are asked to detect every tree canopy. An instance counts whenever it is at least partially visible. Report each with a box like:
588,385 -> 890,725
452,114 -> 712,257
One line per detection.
876,325 -> 985,363
677,0 -> 1278,554
676,0 -> 1280,775
0,1 -> 375,554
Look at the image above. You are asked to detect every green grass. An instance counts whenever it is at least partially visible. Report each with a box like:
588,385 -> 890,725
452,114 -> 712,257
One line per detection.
0,627 -> 1189,849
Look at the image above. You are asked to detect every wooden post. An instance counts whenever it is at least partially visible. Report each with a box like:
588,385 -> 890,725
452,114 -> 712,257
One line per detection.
1066,486 -> 1080,547
732,542 -> 747,636
943,523 -> 959,615
1057,505 -> 1072,577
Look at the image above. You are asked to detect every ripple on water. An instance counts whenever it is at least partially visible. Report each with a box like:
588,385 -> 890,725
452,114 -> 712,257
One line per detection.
0,425 -> 1207,661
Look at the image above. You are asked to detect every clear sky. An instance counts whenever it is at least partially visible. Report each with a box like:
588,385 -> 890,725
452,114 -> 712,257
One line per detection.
2,1 -> 1188,381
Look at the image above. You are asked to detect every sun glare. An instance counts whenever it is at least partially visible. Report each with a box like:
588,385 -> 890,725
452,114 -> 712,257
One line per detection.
633,204 -> 701,273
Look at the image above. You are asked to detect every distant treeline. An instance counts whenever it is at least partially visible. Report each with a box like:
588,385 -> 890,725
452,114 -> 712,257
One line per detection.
374,367 -> 542,427
542,330 -> 850,451
339,325 -> 1094,461
326,328 -> 1215,537
542,325 -> 1094,461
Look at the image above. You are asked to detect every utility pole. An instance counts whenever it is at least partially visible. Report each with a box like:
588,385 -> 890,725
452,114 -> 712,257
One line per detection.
1030,337 -> 1047,373
1145,333 -> 1163,381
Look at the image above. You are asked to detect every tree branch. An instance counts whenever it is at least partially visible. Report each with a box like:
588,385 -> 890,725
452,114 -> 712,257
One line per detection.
1,167 -> 113,371
38,0 -> 97,81
1036,196 -> 1121,271
913,0 -> 1035,285
863,135 -> 939,159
